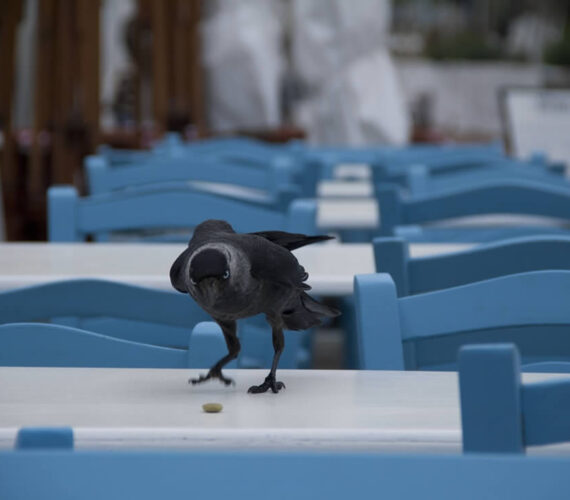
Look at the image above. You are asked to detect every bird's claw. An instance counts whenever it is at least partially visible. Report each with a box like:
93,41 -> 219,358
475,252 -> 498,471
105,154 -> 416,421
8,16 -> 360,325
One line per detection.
248,374 -> 285,394
190,369 -> 235,387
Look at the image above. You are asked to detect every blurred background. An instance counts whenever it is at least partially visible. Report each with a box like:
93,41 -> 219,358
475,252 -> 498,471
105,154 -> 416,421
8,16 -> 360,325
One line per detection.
1,0 -> 569,241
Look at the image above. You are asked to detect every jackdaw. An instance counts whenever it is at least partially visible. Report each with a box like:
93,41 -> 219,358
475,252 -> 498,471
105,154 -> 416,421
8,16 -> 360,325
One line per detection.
170,219 -> 340,393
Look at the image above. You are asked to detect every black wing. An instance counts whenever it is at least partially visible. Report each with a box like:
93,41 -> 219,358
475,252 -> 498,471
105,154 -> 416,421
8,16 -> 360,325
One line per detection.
246,236 -> 311,290
249,231 -> 334,251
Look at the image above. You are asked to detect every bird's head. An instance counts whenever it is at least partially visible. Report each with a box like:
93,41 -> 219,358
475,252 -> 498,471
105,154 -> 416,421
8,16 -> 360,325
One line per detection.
189,248 -> 231,299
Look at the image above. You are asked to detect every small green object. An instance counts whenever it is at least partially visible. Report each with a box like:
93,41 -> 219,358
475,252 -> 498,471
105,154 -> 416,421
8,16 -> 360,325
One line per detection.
202,402 -> 223,413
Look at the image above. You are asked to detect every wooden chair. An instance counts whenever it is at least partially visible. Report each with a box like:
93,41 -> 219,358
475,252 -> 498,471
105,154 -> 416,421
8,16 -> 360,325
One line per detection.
0,279 -> 302,370
374,235 -> 570,297
459,343 -> 570,453
376,179 -> 570,242
85,154 -> 300,210
0,279 -> 207,348
354,270 -> 570,370
0,322 -> 227,368
47,185 -> 317,242
2,446 -> 570,499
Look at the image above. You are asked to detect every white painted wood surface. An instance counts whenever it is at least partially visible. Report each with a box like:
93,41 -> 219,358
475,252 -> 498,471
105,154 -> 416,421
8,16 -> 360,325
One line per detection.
0,367 -> 462,452
2,367 -> 567,453
0,242 -> 472,296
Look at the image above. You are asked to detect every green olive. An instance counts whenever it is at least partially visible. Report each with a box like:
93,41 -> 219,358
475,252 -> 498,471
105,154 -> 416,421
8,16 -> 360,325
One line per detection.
202,402 -> 223,413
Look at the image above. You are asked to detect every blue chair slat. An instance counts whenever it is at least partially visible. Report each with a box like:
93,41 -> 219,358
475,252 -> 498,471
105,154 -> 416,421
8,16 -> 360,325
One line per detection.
377,179 -> 570,241
2,449 -> 570,500
85,155 -> 300,209
0,279 -> 205,328
0,323 -> 192,367
15,428 -> 74,450
460,343 -> 570,453
458,344 -> 523,453
354,270 -> 570,370
48,186 -> 317,242
374,235 -> 570,297
0,321 -> 234,369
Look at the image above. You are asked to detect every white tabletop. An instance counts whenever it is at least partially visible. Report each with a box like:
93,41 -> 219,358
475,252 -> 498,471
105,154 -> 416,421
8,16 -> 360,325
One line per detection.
317,181 -> 374,198
0,242 -> 472,296
0,367 -> 461,452
2,367 -> 568,454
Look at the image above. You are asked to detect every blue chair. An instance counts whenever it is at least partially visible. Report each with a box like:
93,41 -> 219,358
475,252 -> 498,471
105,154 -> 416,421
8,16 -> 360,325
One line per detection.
404,159 -> 567,196
2,448 -> 570,500
15,428 -> 74,450
0,322 -> 229,368
85,155 -> 301,211
0,279 -> 304,370
459,343 -> 570,453
47,185 -> 317,242
354,270 -> 570,370
0,279 -> 209,348
374,235 -> 570,297
376,179 -> 570,242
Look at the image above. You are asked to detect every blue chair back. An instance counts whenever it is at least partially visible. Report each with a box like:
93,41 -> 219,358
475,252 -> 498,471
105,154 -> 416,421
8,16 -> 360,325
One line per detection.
2,447 -> 570,500
0,279 -> 208,347
0,322 -> 229,368
47,186 -> 317,242
404,159 -> 566,195
374,235 -> 570,297
354,270 -> 570,370
85,155 -> 300,210
459,343 -> 570,453
0,279 -> 304,369
377,179 -> 570,242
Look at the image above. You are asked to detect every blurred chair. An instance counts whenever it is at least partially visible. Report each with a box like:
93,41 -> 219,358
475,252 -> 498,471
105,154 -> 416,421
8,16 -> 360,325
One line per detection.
47,185 -> 317,242
374,235 -> 570,297
2,447 -> 570,499
376,179 -> 570,242
85,154 -> 300,210
404,160 -> 567,196
459,343 -> 570,454
0,322 -> 228,368
354,270 -> 570,370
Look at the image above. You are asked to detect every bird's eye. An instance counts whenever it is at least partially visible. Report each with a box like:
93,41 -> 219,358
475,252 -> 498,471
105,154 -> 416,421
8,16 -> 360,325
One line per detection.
222,270 -> 230,280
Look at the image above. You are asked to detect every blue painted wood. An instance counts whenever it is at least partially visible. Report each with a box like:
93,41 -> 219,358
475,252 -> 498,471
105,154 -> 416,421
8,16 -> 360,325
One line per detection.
0,321 -> 234,368
48,186 -> 317,242
353,273 -> 404,370
354,270 -> 570,370
2,449 -> 570,500
0,323 -> 192,367
15,428 -> 74,450
459,344 -> 524,453
460,343 -> 570,453
374,235 -> 570,296
0,280 -> 306,369
406,160 -> 568,196
376,179 -> 570,241
85,155 -> 301,209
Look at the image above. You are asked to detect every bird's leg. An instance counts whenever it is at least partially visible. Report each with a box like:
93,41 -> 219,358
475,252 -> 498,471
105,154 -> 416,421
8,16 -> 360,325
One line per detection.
191,320 -> 240,387
248,325 -> 286,394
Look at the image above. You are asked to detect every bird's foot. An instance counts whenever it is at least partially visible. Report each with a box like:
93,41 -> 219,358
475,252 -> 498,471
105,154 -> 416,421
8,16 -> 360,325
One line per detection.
190,368 -> 234,387
248,374 -> 285,394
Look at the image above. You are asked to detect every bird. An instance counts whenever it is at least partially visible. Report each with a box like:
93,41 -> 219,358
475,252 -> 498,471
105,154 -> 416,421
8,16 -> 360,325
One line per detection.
170,219 -> 340,394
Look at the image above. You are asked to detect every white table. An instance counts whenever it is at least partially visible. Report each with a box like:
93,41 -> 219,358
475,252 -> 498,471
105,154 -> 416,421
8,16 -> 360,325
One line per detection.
0,242 -> 472,296
2,367 -> 568,454
0,367 -> 462,452
317,180 -> 374,198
